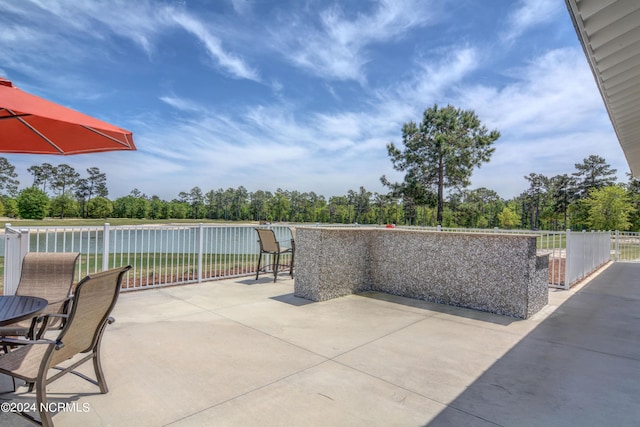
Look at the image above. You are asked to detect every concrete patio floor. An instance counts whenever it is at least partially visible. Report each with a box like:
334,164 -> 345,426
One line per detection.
1,262 -> 639,426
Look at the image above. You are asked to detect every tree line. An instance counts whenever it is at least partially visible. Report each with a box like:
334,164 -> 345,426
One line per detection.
1,154 -> 637,231
0,104 -> 638,231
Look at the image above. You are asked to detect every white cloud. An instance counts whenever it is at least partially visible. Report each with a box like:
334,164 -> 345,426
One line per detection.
0,1 -> 259,83
314,113 -> 362,139
502,0 -> 563,43
459,48 -> 606,135
19,0 -> 161,55
167,10 -> 260,82
412,47 -> 479,102
229,0 -> 253,16
159,96 -> 206,113
272,0 -> 435,82
372,46 -> 480,129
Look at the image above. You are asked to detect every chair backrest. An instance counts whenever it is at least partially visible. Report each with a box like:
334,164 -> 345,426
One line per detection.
256,228 -> 280,253
16,252 -> 80,316
49,266 -> 131,367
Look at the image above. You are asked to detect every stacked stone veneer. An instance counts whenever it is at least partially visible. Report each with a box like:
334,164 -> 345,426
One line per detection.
294,227 -> 549,319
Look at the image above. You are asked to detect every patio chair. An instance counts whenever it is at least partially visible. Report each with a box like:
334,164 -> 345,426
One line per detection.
0,252 -> 80,339
0,265 -> 131,427
255,228 -> 294,282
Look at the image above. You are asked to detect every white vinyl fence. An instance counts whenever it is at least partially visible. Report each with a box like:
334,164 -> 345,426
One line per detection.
563,230 -> 611,289
544,230 -> 638,289
3,223 -> 293,295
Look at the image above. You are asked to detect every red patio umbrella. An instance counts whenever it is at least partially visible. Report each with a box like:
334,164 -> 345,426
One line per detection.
0,77 -> 135,155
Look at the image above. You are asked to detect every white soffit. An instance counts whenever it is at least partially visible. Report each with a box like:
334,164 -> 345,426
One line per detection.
566,0 -> 640,177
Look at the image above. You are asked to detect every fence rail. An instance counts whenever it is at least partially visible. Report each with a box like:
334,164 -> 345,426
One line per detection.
4,223 -> 638,295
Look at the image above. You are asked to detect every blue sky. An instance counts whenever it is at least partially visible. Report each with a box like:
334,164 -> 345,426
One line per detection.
0,0 -> 630,200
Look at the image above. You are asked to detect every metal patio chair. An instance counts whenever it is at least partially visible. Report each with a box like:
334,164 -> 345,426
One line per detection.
255,228 -> 294,282
0,252 -> 80,339
0,265 -> 131,427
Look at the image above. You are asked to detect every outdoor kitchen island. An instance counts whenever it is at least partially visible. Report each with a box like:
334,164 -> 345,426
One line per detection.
293,227 -> 549,319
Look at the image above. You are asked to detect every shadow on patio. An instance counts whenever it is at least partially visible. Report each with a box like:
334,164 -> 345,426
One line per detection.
426,262 -> 640,426
1,263 -> 638,426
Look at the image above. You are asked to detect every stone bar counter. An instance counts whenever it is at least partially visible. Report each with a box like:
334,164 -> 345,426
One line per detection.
293,227 -> 549,319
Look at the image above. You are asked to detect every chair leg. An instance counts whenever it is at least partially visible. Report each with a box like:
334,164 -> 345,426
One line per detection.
93,349 -> 109,394
290,250 -> 294,278
255,253 -> 263,280
274,252 -> 280,282
36,376 -> 54,427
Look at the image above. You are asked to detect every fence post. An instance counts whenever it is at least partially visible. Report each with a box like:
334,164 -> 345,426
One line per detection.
198,223 -> 204,283
563,229 -> 571,290
2,224 -> 8,294
583,230 -> 588,283
3,225 -> 30,295
102,223 -> 110,272
614,229 -> 619,261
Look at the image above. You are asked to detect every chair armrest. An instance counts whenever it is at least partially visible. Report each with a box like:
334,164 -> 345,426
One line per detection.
46,296 -> 73,306
30,313 -> 69,340
0,336 -> 60,347
38,314 -> 69,320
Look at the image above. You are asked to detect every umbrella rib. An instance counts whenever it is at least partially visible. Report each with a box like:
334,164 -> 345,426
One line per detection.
16,115 -> 65,154
0,113 -> 32,120
82,125 -> 133,147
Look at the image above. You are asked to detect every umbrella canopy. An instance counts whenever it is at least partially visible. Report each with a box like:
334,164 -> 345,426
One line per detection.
0,77 -> 135,155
